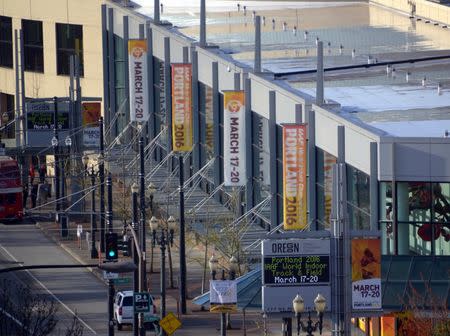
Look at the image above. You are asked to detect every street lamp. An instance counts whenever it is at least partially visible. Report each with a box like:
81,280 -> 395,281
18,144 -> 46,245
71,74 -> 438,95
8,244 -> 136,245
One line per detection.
150,215 -> 176,335
130,182 -> 139,336
146,182 -> 156,273
292,293 -> 326,336
85,164 -> 99,259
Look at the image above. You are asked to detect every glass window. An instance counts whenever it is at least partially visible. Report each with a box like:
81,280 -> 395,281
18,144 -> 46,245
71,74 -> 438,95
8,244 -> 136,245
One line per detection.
347,165 -> 370,230
382,282 -> 406,307
22,19 -> 44,72
387,257 -> 411,280
397,182 -> 431,222
379,182 -> 393,222
56,23 -> 83,76
0,16 -> 13,68
409,258 -> 433,281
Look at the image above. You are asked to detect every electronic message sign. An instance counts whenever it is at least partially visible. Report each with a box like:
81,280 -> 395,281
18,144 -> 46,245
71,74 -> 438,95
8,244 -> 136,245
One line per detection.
263,255 -> 330,285
262,238 -> 331,313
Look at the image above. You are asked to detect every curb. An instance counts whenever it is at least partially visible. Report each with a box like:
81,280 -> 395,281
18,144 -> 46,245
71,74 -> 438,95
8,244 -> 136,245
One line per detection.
35,222 -> 107,284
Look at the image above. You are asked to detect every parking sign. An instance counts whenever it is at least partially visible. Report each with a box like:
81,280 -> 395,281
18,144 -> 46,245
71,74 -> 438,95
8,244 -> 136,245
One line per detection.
133,292 -> 151,313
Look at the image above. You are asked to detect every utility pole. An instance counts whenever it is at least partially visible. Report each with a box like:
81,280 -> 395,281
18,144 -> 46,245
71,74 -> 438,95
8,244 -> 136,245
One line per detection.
131,187 -> 139,336
53,97 -> 60,221
179,154 -> 187,314
106,173 -> 114,336
100,117 -> 106,253
138,136 -> 146,336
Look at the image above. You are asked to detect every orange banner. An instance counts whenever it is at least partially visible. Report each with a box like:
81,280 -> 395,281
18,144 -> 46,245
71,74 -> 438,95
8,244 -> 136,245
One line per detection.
171,64 -> 192,152
351,238 -> 382,310
282,124 -> 307,230
82,102 -> 101,127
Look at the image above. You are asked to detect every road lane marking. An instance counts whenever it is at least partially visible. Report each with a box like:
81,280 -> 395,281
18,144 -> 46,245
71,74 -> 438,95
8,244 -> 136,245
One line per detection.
0,243 -> 97,335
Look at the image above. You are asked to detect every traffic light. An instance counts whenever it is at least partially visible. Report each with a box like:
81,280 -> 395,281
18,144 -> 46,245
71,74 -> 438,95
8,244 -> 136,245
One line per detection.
105,232 -> 118,261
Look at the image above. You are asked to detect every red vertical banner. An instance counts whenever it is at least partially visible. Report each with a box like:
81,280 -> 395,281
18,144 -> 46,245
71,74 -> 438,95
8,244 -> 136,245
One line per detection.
282,124 -> 307,230
171,63 -> 193,152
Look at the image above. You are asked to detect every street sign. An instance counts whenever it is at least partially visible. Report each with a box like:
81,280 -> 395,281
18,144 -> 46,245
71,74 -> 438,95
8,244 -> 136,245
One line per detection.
133,292 -> 151,313
103,271 -> 119,280
113,278 -> 131,285
159,312 -> 181,335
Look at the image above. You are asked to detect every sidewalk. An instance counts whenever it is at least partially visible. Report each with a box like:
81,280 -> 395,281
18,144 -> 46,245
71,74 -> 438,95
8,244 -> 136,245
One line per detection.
36,220 -> 319,336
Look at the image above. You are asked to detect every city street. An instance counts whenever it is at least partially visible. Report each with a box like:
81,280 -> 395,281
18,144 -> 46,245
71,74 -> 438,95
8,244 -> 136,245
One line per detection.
0,223 -> 108,335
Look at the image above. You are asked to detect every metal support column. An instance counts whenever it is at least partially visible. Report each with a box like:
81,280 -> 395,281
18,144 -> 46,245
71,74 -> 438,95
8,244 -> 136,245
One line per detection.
212,62 -> 221,202
370,142 -> 379,231
101,5 -> 110,143
244,78 -> 254,213
123,16 -> 130,139
200,0 -> 206,47
163,37 -> 171,167
306,108 -> 317,229
316,41 -> 324,106
14,30 -> 20,148
192,50 -> 200,173
268,91 -> 277,230
154,0 -> 160,24
147,23 -> 155,143
53,97 -> 60,220
108,8 -> 116,140
254,16 -> 262,73
19,30 -> 26,146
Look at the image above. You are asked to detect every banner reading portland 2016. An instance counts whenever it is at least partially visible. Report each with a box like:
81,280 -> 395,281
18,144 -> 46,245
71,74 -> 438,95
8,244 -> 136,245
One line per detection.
171,64 -> 193,152
128,40 -> 149,122
223,91 -> 246,186
282,124 -> 307,230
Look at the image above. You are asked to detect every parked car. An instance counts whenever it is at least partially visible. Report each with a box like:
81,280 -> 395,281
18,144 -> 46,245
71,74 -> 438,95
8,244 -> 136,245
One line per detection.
114,290 -> 159,331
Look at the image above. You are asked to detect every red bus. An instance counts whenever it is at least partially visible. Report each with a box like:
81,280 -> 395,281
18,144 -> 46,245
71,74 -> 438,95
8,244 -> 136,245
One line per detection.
0,156 -> 23,221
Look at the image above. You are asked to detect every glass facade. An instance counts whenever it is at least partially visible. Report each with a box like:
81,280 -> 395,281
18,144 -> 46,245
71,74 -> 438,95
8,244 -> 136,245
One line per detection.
113,34 -> 127,134
316,148 -> 337,230
0,16 -> 13,68
380,181 -> 450,256
56,23 -> 84,76
382,255 -> 450,309
347,164 -> 370,230
22,19 -> 44,72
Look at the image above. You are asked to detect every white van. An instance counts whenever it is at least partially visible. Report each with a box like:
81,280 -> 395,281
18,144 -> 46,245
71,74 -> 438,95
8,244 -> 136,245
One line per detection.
114,290 -> 159,331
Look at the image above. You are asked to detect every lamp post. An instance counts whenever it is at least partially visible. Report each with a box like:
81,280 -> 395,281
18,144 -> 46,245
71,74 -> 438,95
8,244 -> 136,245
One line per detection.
138,137 -> 147,312
150,215 -> 176,336
131,182 -> 139,336
209,255 -> 239,336
82,155 -> 99,259
292,294 -> 326,336
99,117 -> 106,253
52,97 -> 60,221
146,182 -> 156,273
178,155 -> 187,314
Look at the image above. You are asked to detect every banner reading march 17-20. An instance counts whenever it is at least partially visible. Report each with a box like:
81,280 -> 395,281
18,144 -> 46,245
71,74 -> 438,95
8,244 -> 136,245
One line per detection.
223,91 -> 246,186
171,64 -> 192,152
351,238 -> 382,310
282,124 -> 307,230
128,40 -> 149,123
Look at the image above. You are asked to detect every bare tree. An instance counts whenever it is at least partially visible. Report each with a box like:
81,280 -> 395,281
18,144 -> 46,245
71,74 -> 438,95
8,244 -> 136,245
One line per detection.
398,280 -> 450,336
0,279 -> 84,336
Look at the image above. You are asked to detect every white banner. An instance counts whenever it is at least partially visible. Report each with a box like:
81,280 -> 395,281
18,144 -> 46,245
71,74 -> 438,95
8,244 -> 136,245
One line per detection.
223,91 -> 246,186
352,279 -> 382,310
210,280 -> 237,304
83,127 -> 100,147
128,40 -> 149,122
